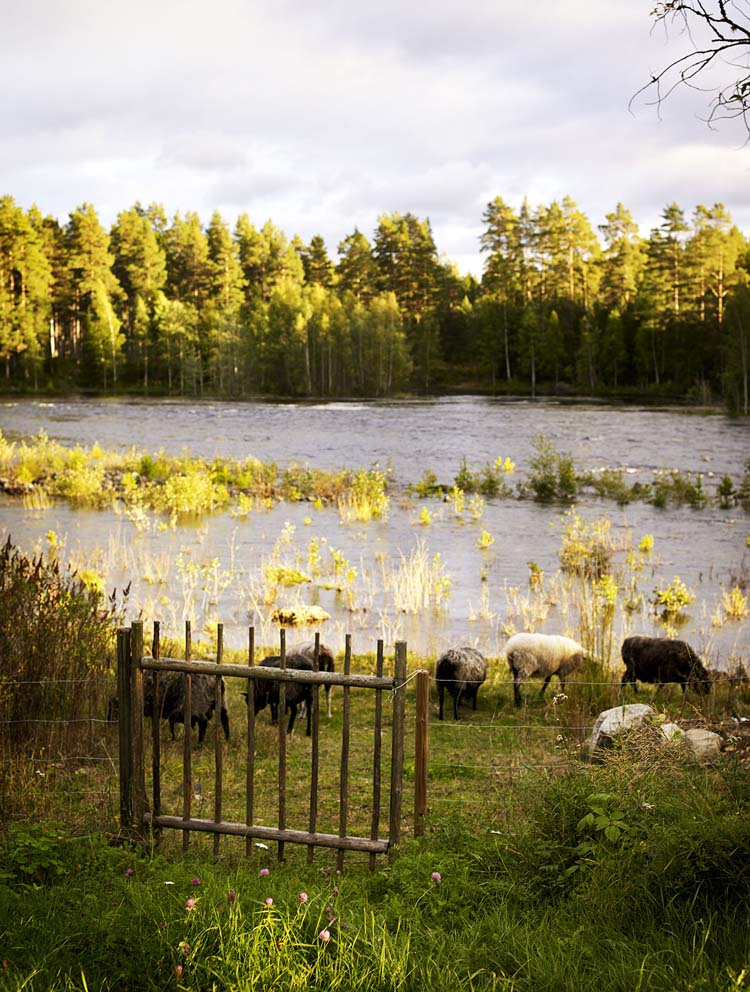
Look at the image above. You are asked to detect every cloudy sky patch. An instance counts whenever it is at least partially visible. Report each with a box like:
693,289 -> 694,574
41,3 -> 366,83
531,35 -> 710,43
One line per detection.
3,0 -> 749,276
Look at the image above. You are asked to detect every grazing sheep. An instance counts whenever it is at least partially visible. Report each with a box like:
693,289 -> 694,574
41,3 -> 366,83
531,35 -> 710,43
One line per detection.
505,632 -> 585,707
621,636 -> 710,696
435,645 -> 488,720
247,653 -> 314,735
107,670 -> 230,744
291,640 -> 336,718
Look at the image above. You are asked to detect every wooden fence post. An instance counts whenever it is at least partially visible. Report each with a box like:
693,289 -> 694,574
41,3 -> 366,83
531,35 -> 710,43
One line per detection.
246,625 -> 255,858
213,623 -> 224,858
414,669 -> 429,838
152,621 -> 161,832
130,620 -> 146,843
337,633 -> 352,872
117,627 -> 133,833
278,628 -> 287,862
389,641 -> 407,850
182,620 -> 192,852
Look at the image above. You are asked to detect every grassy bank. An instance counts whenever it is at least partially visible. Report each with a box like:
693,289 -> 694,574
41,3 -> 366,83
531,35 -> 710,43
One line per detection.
2,747 -> 750,992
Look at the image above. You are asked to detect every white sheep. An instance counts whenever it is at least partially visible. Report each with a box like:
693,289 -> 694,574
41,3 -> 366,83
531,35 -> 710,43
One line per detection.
504,632 -> 585,707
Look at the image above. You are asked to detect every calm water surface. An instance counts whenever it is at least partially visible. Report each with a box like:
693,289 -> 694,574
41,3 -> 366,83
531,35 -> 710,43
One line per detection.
1,397 -> 748,664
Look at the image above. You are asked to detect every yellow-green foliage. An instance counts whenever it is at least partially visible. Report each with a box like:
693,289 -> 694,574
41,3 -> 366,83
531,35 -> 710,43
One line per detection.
337,468 -> 389,522
418,506 -> 432,526
721,585 -> 749,621
156,470 -> 230,517
446,486 -> 465,515
651,576 -> 695,619
263,564 -> 311,588
559,511 -> 614,579
477,530 -> 495,550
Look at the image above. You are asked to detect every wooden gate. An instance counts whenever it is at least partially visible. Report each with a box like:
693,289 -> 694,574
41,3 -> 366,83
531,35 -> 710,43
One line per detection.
117,620 -> 426,867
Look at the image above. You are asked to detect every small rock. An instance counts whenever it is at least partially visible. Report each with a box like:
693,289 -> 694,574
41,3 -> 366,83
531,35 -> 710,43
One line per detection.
682,727 -> 722,760
586,703 -> 655,757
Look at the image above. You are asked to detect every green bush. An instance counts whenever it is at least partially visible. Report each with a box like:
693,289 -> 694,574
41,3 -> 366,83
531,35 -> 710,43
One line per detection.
0,537 -> 120,774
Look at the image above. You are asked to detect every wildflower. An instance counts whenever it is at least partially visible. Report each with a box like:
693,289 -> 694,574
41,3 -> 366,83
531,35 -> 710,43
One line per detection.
431,872 -> 442,883
124,867 -> 135,877
178,941 -> 190,955
164,881 -> 175,886
298,892 -> 308,903
319,929 -> 331,943
191,877 -> 201,886
265,897 -> 273,907
185,898 -> 196,912
175,964 -> 183,978
259,868 -> 270,877
228,890 -> 236,903
328,914 -> 336,923
255,842 -> 269,850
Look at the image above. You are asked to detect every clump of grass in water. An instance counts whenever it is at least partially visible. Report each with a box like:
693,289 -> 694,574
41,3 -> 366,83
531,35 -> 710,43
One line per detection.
387,541 -> 451,614
337,468 -> 389,523
651,576 -> 695,624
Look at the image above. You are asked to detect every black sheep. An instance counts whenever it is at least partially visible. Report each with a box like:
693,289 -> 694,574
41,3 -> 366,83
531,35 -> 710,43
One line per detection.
246,652 -> 314,735
107,669 -> 230,744
621,636 -> 710,696
435,645 -> 488,720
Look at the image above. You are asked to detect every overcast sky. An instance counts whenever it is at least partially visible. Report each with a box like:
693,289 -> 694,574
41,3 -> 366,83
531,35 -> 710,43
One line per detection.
3,0 -> 749,277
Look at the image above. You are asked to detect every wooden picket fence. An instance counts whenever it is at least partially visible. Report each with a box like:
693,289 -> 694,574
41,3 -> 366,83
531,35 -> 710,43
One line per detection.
117,620 -> 429,867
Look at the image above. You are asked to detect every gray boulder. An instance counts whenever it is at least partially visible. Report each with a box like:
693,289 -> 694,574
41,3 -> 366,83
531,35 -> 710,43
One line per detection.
586,703 -> 655,757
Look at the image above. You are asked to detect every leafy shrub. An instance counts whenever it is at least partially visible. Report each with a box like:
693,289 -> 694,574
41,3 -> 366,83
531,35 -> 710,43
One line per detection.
0,537 -> 120,766
649,470 -> 706,508
526,434 -> 578,501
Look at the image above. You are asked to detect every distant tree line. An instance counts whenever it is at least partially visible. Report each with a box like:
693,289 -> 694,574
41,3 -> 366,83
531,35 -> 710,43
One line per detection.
0,194 -> 748,412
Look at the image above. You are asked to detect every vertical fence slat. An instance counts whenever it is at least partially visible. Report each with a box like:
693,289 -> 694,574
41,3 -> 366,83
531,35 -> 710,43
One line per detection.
214,624 -> 224,859
369,638 -> 384,871
337,634 -> 352,872
117,628 -> 133,834
307,632 -> 321,864
277,628 -> 287,863
414,669 -> 429,838
183,620 -> 192,852
131,620 -> 146,842
246,625 -> 255,858
152,620 -> 161,829
389,641 -> 407,850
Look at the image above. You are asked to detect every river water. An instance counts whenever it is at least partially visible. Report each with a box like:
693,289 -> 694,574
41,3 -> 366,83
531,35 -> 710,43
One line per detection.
1,397 -> 748,665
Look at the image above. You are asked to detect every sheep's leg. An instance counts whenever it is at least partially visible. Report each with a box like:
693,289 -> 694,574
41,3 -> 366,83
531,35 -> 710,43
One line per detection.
287,702 -> 297,734
472,690 -> 478,711
438,684 -> 445,720
221,708 -> 230,741
306,697 -> 312,736
197,718 -> 206,745
621,672 -> 637,693
453,689 -> 462,721
513,674 -> 522,707
325,686 -> 332,719
540,674 -> 552,697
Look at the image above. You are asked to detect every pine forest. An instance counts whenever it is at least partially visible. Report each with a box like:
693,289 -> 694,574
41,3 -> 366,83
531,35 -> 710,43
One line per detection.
1,195 -> 749,413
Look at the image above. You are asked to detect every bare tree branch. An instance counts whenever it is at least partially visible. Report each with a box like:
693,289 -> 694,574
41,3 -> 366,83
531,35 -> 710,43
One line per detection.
631,1 -> 750,131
